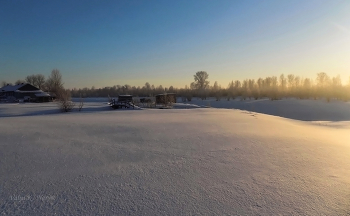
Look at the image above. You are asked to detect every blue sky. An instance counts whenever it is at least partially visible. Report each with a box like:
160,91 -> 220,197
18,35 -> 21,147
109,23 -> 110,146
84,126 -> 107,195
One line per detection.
1,0 -> 349,88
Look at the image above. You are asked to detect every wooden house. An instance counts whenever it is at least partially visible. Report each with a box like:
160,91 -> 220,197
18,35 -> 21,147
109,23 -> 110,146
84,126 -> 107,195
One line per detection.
0,83 -> 53,102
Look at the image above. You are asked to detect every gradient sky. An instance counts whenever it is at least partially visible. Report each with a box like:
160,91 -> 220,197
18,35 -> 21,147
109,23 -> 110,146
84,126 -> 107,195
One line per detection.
1,0 -> 349,89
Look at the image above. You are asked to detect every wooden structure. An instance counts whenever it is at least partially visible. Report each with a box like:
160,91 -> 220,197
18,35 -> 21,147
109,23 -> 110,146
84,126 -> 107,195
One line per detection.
109,95 -> 135,109
155,93 -> 177,105
34,92 -> 53,102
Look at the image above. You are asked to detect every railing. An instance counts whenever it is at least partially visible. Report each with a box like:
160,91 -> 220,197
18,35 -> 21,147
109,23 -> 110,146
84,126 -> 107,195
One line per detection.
109,98 -> 135,109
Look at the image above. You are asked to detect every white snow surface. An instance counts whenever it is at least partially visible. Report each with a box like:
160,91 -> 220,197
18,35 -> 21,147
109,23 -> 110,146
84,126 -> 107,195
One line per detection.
185,97 -> 350,121
1,99 -> 350,215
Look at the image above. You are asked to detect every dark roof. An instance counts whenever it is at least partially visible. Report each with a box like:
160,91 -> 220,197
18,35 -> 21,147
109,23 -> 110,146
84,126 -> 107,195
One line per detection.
18,84 -> 40,91
0,83 -> 27,92
0,83 -> 40,92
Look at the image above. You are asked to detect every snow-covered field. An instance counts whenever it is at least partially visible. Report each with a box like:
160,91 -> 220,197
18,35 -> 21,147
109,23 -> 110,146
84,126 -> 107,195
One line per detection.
1,99 -> 350,215
186,97 -> 350,121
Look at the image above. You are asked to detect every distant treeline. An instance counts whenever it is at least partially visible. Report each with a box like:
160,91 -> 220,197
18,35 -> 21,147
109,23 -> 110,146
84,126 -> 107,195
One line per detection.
3,71 -> 350,102
69,72 -> 350,102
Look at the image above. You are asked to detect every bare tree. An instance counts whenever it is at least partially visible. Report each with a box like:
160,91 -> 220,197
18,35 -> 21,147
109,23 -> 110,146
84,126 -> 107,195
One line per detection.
227,81 -> 234,100
46,69 -> 64,97
241,79 -> 249,100
15,79 -> 25,85
191,71 -> 210,100
301,78 -> 312,99
213,81 -> 221,101
25,75 -> 36,86
157,85 -> 164,93
191,71 -> 210,90
316,72 -> 331,101
1,81 -> 12,87
36,74 -> 46,89
287,74 -> 294,88
168,86 -> 174,92
24,74 -> 46,89
279,74 -> 286,91
316,72 -> 330,88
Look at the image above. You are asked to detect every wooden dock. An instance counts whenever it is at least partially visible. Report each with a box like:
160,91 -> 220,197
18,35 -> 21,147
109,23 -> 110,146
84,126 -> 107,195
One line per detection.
109,95 -> 135,109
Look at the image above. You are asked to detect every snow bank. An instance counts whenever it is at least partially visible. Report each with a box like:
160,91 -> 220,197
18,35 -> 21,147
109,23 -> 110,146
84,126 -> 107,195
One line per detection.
171,103 -> 202,109
0,101 -> 119,117
1,109 -> 350,215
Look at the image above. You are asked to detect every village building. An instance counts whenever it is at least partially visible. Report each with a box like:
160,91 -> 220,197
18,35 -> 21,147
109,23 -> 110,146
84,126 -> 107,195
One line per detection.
155,93 -> 177,105
109,95 -> 135,109
0,83 -> 54,102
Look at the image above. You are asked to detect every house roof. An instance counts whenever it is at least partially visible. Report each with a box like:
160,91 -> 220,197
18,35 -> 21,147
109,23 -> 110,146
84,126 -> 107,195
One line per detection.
0,83 -> 26,92
0,83 -> 40,92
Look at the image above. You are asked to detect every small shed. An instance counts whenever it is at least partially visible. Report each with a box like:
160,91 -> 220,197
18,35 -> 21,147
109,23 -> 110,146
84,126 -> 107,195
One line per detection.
109,95 -> 135,109
34,92 -> 53,102
155,93 -> 177,105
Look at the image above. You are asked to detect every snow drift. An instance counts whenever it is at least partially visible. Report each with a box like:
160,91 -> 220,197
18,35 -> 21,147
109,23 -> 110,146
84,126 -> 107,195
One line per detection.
1,107 -> 350,215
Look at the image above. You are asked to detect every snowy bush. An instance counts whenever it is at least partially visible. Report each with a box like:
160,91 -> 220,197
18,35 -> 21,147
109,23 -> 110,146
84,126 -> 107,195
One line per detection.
57,89 -> 75,112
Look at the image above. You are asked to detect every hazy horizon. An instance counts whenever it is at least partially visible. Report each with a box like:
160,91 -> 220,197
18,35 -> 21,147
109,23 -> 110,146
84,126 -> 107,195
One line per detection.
1,0 -> 350,89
